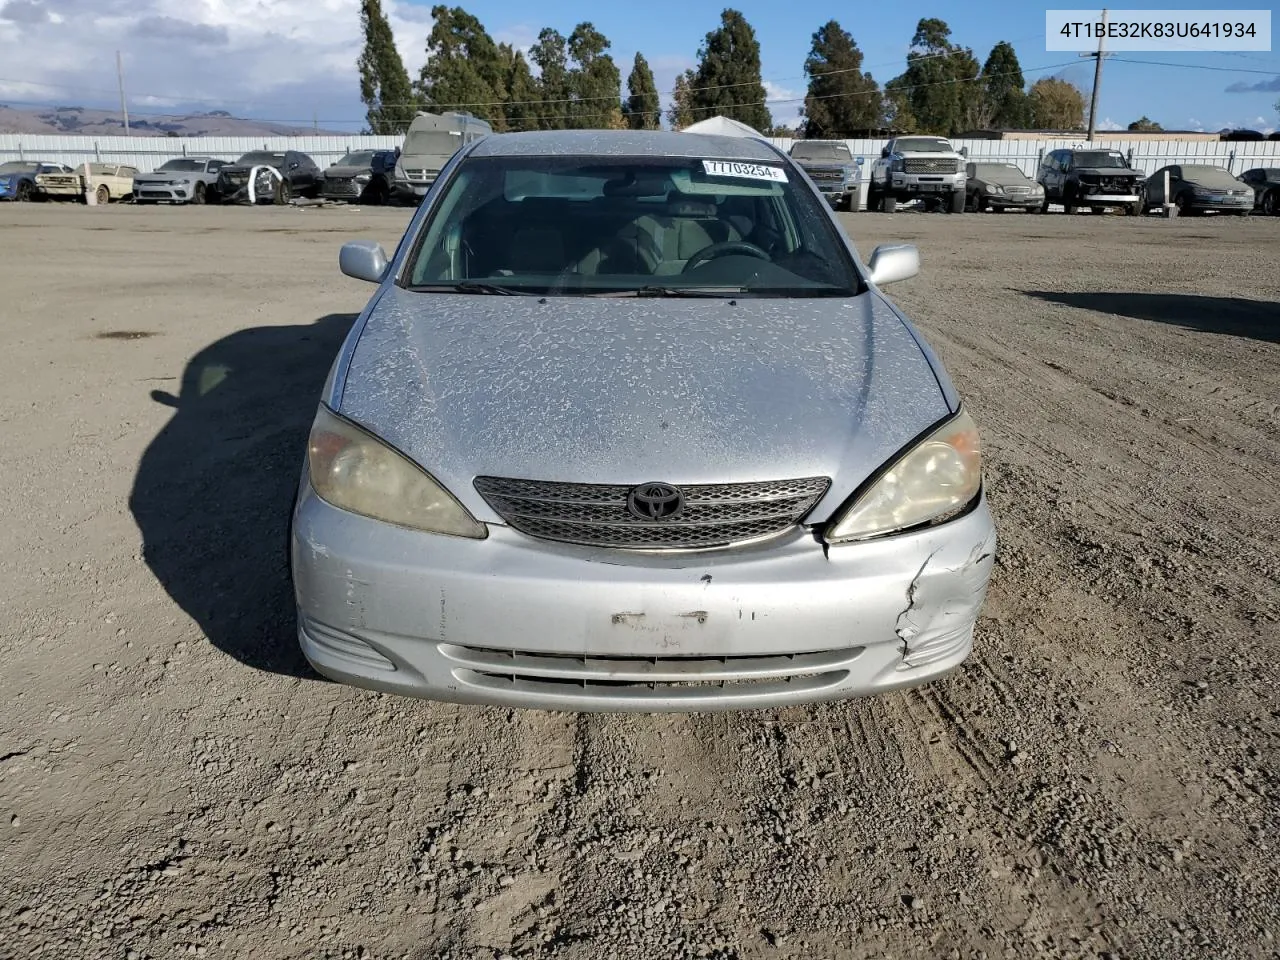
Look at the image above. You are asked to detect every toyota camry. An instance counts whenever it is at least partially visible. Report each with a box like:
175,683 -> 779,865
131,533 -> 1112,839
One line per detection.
289,129 -> 998,712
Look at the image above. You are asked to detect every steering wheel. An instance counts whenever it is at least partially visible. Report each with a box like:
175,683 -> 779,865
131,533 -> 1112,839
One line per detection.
682,240 -> 770,273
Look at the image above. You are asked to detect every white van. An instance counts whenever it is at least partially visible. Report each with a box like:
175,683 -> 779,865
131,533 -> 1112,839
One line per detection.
393,111 -> 492,203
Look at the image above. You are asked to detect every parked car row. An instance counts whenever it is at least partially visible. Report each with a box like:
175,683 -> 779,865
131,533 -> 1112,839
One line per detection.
0,149 -> 403,206
783,135 -> 1280,219
0,160 -> 138,204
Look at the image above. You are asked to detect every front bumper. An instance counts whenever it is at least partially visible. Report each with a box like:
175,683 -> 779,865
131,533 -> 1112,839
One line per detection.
1076,190 -> 1142,205
986,193 -> 1043,209
133,181 -> 195,202
1184,196 -> 1253,212
291,478 -> 998,712
891,173 -> 965,194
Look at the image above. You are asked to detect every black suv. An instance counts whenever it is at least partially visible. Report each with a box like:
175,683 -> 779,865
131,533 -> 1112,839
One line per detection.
320,148 -> 400,204
215,149 -> 322,204
1037,148 -> 1145,216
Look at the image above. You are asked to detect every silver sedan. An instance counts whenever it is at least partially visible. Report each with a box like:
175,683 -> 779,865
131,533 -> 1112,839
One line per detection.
289,129 -> 997,712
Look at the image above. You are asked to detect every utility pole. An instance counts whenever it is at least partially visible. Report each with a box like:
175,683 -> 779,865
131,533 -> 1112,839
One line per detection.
116,50 -> 130,134
1080,8 -> 1113,142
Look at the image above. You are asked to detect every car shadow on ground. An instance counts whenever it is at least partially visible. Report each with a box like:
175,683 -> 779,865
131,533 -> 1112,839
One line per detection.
1024,291 -> 1280,344
128,313 -> 357,678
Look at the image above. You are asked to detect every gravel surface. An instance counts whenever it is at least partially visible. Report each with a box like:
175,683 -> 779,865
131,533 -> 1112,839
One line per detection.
1,203 -> 1277,960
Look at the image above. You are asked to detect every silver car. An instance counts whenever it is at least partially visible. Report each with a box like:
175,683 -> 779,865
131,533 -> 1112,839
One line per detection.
290,129 -> 997,712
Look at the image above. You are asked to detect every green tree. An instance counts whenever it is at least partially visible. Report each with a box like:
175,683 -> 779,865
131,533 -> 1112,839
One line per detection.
882,75 -> 918,132
500,45 -> 539,131
1028,76 -> 1085,129
357,0 -> 418,134
415,6 -> 507,128
1127,115 -> 1162,131
666,69 -> 696,129
885,18 -> 981,136
567,22 -> 622,128
688,9 -> 772,131
530,28 -> 571,129
800,20 -> 882,137
979,40 -> 1030,130
624,53 -> 660,129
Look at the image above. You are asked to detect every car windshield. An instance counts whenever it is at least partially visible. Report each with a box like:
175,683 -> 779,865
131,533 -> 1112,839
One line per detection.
402,155 -> 865,298
1179,165 -> 1242,187
157,158 -> 208,172
1074,152 -> 1129,168
0,161 -> 38,174
975,163 -> 1028,178
336,151 -> 376,167
235,152 -> 286,166
895,138 -> 952,152
790,142 -> 852,160
403,131 -> 461,158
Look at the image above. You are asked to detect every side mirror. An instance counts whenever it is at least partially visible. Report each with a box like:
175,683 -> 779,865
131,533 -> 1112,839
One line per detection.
339,240 -> 389,284
880,147 -> 890,158
866,243 -> 919,286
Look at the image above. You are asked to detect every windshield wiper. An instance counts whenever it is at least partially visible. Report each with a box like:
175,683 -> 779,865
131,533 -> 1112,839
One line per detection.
407,281 -> 533,296
588,285 -> 748,298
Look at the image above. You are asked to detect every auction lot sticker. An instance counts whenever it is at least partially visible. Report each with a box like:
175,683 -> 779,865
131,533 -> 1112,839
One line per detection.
1045,10 -> 1271,50
702,160 -> 788,183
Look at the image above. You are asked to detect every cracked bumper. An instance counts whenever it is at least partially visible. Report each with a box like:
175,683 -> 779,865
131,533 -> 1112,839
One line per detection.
291,480 -> 997,712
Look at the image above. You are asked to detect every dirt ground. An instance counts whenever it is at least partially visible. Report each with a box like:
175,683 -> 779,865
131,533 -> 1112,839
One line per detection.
1,201 -> 1277,960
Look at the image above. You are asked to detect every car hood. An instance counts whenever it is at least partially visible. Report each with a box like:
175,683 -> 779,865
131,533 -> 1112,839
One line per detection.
136,170 -> 198,182
336,287 -> 953,522
1075,166 -> 1141,177
979,170 -> 1036,186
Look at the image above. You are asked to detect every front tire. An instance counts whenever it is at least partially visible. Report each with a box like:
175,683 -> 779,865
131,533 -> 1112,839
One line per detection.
880,194 -> 896,213
15,180 -> 33,202
274,178 -> 292,205
192,181 -> 206,205
948,190 -> 965,214
95,184 -> 110,205
1262,189 -> 1278,216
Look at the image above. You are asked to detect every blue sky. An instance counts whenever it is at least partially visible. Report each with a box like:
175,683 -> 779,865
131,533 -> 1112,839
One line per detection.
0,0 -> 1276,133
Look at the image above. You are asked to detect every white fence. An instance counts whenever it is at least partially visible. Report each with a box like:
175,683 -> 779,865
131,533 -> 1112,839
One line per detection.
3,133 -> 1279,177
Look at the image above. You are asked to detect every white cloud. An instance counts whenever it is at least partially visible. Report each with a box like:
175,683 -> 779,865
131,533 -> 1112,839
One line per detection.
763,80 -> 801,127
1096,117 -> 1122,131
0,0 -> 432,128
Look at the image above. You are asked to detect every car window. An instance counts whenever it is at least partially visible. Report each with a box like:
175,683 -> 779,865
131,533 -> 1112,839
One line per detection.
402,154 -> 866,298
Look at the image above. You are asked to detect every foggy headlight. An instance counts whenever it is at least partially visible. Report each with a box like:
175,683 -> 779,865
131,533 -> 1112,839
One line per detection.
825,409 -> 983,543
307,405 -> 486,538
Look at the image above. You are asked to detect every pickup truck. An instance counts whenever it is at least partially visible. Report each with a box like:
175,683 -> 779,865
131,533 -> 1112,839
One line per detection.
868,135 -> 967,214
788,140 -> 860,211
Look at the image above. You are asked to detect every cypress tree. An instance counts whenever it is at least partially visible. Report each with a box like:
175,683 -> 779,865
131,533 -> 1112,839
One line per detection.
624,53 -> 661,130
357,0 -> 418,134
800,20 -> 882,137
688,9 -> 771,132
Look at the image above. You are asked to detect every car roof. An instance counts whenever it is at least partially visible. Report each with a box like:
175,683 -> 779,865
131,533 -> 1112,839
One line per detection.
466,129 -> 782,162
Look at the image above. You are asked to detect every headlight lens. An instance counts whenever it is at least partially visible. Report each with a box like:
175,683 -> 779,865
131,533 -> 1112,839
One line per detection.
306,405 -> 486,538
825,409 -> 983,543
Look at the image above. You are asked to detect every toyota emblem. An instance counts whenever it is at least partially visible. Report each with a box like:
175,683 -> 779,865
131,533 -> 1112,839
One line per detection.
627,482 -> 684,521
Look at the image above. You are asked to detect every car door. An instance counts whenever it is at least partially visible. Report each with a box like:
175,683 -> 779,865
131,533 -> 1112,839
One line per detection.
1147,167 -> 1168,205
1039,151 -> 1062,197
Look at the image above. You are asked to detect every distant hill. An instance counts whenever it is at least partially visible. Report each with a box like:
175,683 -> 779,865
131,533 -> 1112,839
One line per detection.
0,105 -> 352,138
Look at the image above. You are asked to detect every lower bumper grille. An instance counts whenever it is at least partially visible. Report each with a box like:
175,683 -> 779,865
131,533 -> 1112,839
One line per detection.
441,643 -> 862,700
473,476 -> 831,550
323,178 -> 361,196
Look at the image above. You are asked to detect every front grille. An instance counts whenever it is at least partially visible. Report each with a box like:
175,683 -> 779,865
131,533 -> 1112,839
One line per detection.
473,476 -> 831,550
904,157 -> 958,174
806,169 -> 845,182
441,643 -> 862,702
323,177 -> 361,196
